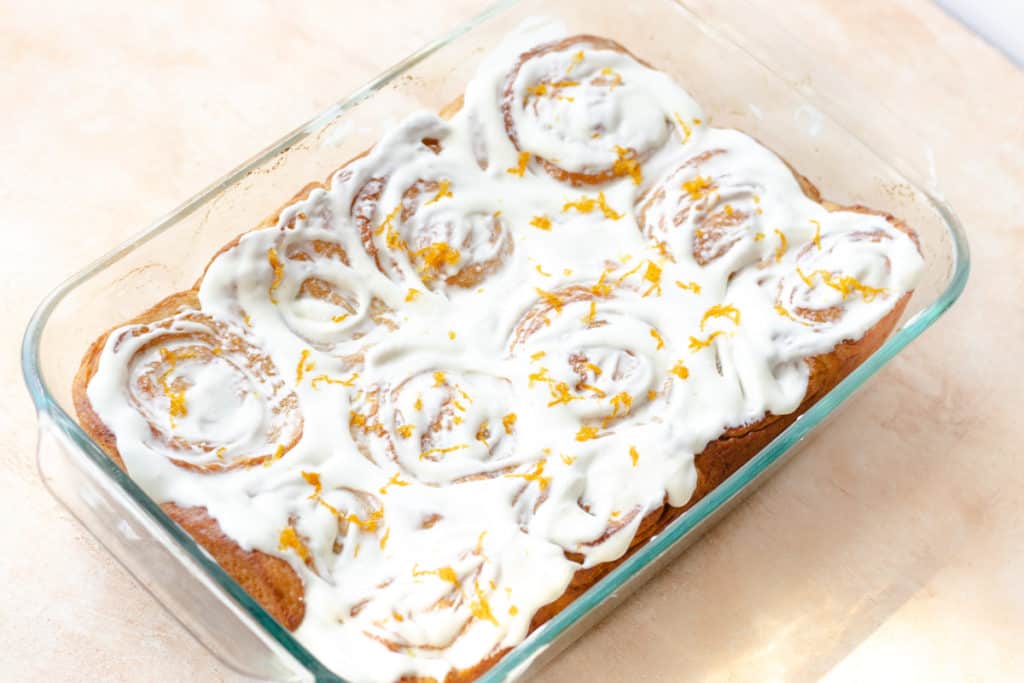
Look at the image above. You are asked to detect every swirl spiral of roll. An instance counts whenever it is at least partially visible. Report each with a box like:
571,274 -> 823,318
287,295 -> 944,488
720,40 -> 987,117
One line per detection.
502,35 -> 697,186
279,474 -> 385,575
204,220 -> 397,360
349,369 -> 519,486
637,148 -> 766,269
509,283 -> 667,430
351,153 -> 512,293
112,311 -> 302,472
773,227 -> 903,333
353,540 -> 502,656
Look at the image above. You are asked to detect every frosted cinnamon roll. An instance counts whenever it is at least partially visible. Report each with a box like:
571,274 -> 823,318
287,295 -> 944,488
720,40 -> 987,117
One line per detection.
759,214 -> 921,360
636,129 -> 809,271
343,121 -> 513,294
508,279 -> 674,433
200,218 -> 397,362
276,472 -> 385,575
84,306 -> 302,473
352,541 -> 503,656
349,368 -> 520,486
501,35 -> 703,186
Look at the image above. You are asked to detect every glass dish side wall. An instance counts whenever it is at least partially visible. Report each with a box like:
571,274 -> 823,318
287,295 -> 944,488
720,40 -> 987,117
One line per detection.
23,0 -> 967,681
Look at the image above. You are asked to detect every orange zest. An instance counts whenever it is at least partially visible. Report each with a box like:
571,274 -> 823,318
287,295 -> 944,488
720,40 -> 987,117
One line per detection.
613,146 -> 643,185
507,151 -> 530,177
424,179 -> 452,205
267,248 -> 285,303
530,215 -> 552,231
688,331 -> 724,352
700,304 -> 741,331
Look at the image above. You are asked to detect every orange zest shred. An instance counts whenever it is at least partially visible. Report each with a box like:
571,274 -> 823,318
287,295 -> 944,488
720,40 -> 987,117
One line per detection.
629,446 -> 639,466
413,394 -> 424,410
675,280 -> 701,294
476,423 -> 490,448
505,459 -> 550,490
405,288 -> 421,302
599,67 -> 624,86
613,146 -> 643,185
754,232 -> 766,242
562,192 -> 622,220
296,349 -> 314,384
700,304 -> 741,331
424,179 -> 452,205
583,300 -> 597,325
397,424 -> 415,439
528,366 -> 551,387
670,360 -> 690,380
688,331 -> 724,352
375,204 -> 401,237
530,215 -> 552,231
547,381 -> 581,407
507,151 -> 530,177
413,564 -> 460,586
774,228 -> 788,263
560,453 -> 577,465
267,248 -> 285,304
681,175 -> 712,201
433,371 -> 446,387
674,112 -> 693,144
647,390 -> 658,401
614,260 -> 645,286
502,413 -> 517,435
566,49 -> 585,73
535,264 -> 552,277
796,268 -> 887,302
650,328 -> 665,350
419,444 -> 468,461
469,580 -> 499,626
379,472 -> 409,495
278,527 -> 310,562
530,351 -> 546,362
412,242 -> 461,281
331,313 -> 350,323
642,260 -> 663,297
576,425 -> 600,442
534,287 -> 565,313
343,507 -> 384,533
157,348 -> 193,428
379,527 -> 391,550
311,372 -> 359,389
601,392 -> 633,428
301,470 -> 322,499
811,219 -> 822,250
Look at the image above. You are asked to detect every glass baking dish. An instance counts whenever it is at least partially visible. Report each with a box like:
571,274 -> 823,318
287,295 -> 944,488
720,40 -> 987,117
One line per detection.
21,0 -> 968,680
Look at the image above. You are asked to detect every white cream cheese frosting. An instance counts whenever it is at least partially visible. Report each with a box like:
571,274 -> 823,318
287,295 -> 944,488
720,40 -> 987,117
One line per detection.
85,22 -> 923,683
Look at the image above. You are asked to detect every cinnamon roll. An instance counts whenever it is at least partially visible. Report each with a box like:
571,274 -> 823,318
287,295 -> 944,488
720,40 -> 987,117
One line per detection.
349,367 -> 519,486
636,129 -> 810,272
342,120 -> 513,294
501,35 -> 702,186
200,218 -> 397,362
78,295 -> 302,473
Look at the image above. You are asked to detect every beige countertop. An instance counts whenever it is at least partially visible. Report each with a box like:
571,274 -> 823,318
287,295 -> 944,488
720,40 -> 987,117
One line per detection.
2,0 -> 1022,680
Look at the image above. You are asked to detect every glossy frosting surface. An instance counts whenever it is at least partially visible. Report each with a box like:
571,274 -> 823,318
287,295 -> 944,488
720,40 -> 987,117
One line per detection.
86,22 -> 923,683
